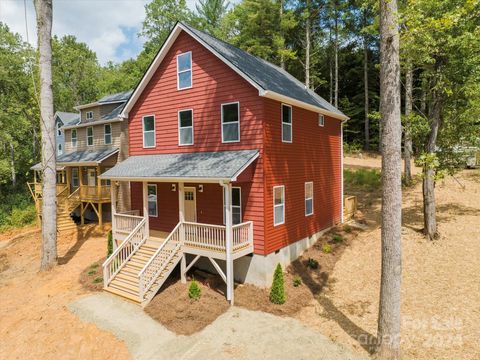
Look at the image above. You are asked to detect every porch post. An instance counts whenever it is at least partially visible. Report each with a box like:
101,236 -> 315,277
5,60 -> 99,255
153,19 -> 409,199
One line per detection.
142,181 -> 150,237
225,182 -> 234,305
79,166 -> 84,225
178,182 -> 186,283
111,182 -> 117,250
96,165 -> 103,226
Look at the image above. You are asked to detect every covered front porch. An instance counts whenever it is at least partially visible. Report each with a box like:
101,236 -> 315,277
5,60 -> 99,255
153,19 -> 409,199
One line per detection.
101,150 -> 259,304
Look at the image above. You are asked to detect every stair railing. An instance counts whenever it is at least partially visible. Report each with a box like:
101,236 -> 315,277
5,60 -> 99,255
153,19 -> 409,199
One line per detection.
138,222 -> 182,300
103,217 -> 148,288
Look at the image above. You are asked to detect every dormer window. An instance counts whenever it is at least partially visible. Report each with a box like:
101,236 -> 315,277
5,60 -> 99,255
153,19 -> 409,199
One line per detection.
319,114 -> 325,127
57,122 -> 62,136
86,111 -> 93,120
177,52 -> 192,90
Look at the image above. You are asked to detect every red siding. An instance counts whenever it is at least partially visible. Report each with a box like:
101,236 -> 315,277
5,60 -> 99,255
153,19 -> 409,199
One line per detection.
262,98 -> 342,254
128,31 -> 265,253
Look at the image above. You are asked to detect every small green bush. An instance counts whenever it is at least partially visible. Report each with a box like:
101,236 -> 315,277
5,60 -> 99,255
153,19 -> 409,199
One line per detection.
269,264 -> 286,304
322,244 -> 332,253
188,278 -> 201,300
306,258 -> 319,269
87,270 -> 96,276
343,225 -> 352,233
293,276 -> 302,287
93,277 -> 103,284
0,191 -> 37,232
332,234 -> 344,243
107,230 -> 113,257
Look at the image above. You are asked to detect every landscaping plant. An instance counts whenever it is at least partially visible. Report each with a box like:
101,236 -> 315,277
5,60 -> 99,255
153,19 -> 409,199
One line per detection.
188,278 -> 201,300
306,257 -> 319,269
293,276 -> 302,287
332,234 -> 344,243
269,263 -> 285,304
322,244 -> 332,254
107,230 -> 113,257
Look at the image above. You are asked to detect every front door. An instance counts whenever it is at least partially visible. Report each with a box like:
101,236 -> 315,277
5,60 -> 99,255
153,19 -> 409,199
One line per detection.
183,187 -> 197,222
87,169 -> 96,186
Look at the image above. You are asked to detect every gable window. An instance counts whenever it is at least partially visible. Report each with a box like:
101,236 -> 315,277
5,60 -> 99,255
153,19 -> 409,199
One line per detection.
178,109 -> 193,145
273,186 -> 285,226
142,115 -> 156,148
223,187 -> 242,225
177,51 -> 192,90
104,124 -> 112,144
147,184 -> 157,217
86,111 -> 93,120
57,122 -> 62,136
281,104 -> 292,142
87,126 -> 94,146
71,168 -> 79,188
221,102 -> 240,143
319,114 -> 325,127
305,182 -> 314,216
57,143 -> 62,156
71,129 -> 77,148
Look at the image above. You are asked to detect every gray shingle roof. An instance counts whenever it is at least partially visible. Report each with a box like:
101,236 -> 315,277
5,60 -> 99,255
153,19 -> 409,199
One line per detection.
56,112 -> 80,126
57,148 -> 119,164
101,150 -> 259,181
98,90 -> 133,104
181,23 -> 345,117
101,103 -> 125,121
30,162 -> 64,171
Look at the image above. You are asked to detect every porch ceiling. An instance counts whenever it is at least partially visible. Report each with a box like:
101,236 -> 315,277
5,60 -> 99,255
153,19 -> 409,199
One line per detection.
100,149 -> 259,183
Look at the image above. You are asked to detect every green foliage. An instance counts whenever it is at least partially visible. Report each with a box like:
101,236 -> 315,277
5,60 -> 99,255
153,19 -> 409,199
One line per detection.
306,257 -> 319,269
293,276 -> 302,287
269,264 -> 285,304
343,168 -> 381,190
322,244 -> 332,254
0,191 -> 36,232
87,270 -> 96,276
93,277 -> 103,284
107,230 -> 113,257
332,234 -> 344,243
343,224 -> 352,233
343,141 -> 363,154
188,278 -> 202,300
195,0 -> 230,34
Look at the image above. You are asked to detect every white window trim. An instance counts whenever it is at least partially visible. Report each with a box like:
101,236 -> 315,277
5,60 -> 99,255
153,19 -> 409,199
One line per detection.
281,104 -> 292,143
176,51 -> 193,90
305,181 -> 314,216
223,186 -> 242,225
86,111 -> 93,120
273,185 -> 285,226
147,184 -> 158,217
57,122 -> 62,136
221,101 -> 240,143
71,129 -> 77,148
319,114 -> 325,127
142,115 -> 156,148
178,109 -> 194,146
86,126 -> 94,147
104,124 -> 112,145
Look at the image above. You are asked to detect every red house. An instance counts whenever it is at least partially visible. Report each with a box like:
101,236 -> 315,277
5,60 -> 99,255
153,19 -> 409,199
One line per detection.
101,22 -> 348,306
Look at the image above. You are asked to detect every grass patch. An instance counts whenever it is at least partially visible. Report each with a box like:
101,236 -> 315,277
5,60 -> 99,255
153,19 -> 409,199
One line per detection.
344,168 -> 381,190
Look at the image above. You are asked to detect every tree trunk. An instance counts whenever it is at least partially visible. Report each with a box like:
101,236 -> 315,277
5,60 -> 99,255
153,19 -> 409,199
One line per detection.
329,27 -> 333,103
364,31 -> 370,151
10,143 -> 16,187
35,0 -> 57,270
305,0 -> 311,88
279,0 -> 285,70
404,66 -> 413,185
423,82 -> 442,240
334,1 -> 339,107
377,0 -> 402,358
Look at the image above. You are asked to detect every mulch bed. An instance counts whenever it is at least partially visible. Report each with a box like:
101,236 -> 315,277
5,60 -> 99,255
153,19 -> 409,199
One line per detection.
79,257 -> 105,292
144,224 -> 362,334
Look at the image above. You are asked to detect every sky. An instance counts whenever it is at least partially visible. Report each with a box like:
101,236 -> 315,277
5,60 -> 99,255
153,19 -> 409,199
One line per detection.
0,0 -> 202,65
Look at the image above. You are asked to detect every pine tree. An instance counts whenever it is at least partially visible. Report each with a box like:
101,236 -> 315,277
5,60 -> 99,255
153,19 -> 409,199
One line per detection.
269,263 -> 285,305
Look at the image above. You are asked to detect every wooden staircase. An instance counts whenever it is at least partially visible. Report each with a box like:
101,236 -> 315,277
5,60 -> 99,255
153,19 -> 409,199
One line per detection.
56,192 -> 81,233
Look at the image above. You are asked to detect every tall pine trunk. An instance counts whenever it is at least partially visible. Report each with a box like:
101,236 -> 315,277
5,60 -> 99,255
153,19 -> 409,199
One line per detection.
10,143 -> 16,187
329,27 -> 333,103
35,0 -> 57,270
377,0 -> 402,358
279,0 -> 285,70
334,1 -> 339,107
404,66 -> 413,185
305,0 -> 311,88
364,32 -> 369,151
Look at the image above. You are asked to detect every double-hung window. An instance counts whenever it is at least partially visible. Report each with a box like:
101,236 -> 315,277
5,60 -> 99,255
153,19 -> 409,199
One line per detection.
104,124 -> 112,144
319,114 -> 325,127
86,111 -> 93,120
282,104 -> 292,142
71,129 -> 77,148
71,168 -> 79,188
223,187 -> 242,225
86,126 -> 93,146
57,143 -> 62,156
178,110 -> 193,145
147,184 -> 157,217
273,186 -> 285,226
142,115 -> 156,148
221,102 -> 240,143
177,52 -> 192,89
305,182 -> 314,216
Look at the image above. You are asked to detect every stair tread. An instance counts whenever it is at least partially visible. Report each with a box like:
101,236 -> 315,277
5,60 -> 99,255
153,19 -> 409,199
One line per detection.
104,286 -> 140,303
110,279 -> 139,292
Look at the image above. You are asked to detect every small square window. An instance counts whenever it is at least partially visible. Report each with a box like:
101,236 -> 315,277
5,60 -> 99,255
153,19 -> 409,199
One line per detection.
319,114 -> 325,127
86,111 -> 93,120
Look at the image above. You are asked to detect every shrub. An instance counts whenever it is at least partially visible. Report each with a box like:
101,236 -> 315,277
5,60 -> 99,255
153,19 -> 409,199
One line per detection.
332,234 -> 344,243
344,168 -> 381,190
293,276 -> 302,287
322,244 -> 332,253
188,278 -> 201,300
343,224 -> 352,233
93,277 -> 103,284
87,270 -> 96,276
107,230 -> 113,257
306,258 -> 319,269
269,264 -> 285,304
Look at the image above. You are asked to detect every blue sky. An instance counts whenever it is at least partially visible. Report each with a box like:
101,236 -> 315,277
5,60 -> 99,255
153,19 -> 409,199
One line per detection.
0,0 -> 212,65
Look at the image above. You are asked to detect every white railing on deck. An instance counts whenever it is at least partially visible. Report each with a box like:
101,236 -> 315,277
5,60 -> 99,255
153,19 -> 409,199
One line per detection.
103,218 -> 147,288
114,212 -> 144,234
233,221 -> 254,251
138,222 -> 182,300
183,221 -> 226,252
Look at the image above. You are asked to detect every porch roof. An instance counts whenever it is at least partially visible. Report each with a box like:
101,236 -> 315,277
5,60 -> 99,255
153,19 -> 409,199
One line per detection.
100,149 -> 259,182
30,163 -> 65,171
56,148 -> 119,166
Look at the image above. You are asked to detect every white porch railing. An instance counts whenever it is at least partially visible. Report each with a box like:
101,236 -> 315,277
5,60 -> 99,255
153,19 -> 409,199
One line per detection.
103,218 -> 148,287
114,212 -> 143,234
233,221 -> 254,251
138,222 -> 182,301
